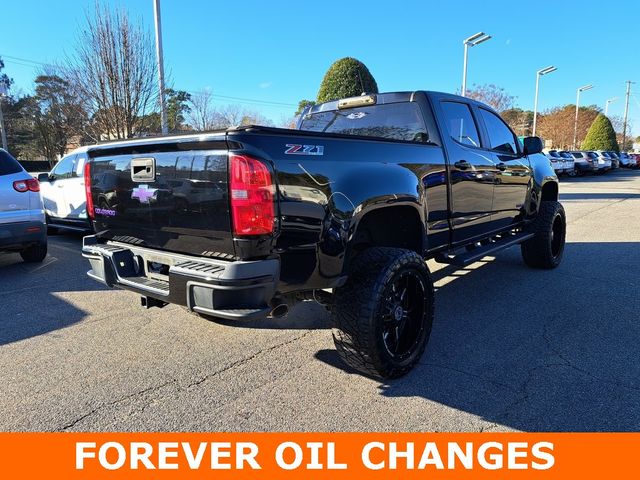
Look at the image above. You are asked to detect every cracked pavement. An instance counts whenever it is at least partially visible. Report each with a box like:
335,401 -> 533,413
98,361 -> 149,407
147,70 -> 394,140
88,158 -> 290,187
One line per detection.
1,170 -> 639,432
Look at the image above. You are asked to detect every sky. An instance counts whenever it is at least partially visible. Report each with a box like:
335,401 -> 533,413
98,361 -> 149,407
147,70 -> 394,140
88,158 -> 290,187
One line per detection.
1,0 -> 639,135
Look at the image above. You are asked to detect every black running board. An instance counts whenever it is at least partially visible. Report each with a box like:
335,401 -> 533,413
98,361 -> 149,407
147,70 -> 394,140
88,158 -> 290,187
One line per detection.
435,232 -> 534,267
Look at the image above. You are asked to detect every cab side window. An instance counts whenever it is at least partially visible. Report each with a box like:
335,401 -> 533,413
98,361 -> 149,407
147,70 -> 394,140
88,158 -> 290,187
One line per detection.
440,101 -> 481,148
51,154 -> 77,179
478,108 -> 518,155
74,154 -> 87,177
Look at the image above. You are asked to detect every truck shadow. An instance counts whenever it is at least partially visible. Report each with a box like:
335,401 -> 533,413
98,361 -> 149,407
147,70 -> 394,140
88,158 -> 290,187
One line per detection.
561,170 -> 639,183
561,192 -> 640,200
212,301 -> 331,331
315,241 -> 640,431
0,235 -> 107,346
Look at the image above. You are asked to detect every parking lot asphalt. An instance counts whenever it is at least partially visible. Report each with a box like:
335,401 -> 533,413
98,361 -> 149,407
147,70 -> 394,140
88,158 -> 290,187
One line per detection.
1,170 -> 639,432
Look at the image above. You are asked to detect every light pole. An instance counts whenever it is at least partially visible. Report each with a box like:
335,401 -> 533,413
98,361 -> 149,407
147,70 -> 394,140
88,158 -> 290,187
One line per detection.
621,81 -> 635,152
461,32 -> 492,97
532,65 -> 557,136
0,79 -> 8,151
153,0 -> 168,135
604,97 -> 618,117
573,84 -> 593,150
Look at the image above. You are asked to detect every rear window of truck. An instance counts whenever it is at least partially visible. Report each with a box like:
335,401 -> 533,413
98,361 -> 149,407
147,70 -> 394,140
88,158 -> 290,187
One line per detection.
299,102 -> 429,142
0,150 -> 24,176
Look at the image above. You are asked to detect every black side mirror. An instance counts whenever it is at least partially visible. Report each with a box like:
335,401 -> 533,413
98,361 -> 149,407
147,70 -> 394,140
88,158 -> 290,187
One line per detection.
523,136 -> 543,155
38,173 -> 51,182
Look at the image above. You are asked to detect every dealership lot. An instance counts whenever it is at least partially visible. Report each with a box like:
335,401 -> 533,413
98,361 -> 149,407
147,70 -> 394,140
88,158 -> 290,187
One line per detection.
1,170 -> 639,432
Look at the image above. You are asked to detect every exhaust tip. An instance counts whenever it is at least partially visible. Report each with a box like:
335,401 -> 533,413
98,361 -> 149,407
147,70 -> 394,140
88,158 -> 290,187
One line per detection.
270,303 -> 289,318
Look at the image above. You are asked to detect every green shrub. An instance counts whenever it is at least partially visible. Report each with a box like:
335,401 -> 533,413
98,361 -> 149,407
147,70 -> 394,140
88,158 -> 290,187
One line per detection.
316,57 -> 378,104
581,114 -> 619,151
295,99 -> 315,115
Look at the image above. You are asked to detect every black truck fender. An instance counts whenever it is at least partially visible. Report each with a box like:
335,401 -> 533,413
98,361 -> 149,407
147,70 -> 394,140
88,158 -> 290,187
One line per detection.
527,152 -> 559,217
315,162 -> 427,279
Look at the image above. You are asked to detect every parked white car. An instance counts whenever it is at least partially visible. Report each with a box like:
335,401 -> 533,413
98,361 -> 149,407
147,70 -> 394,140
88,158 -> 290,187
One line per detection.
586,151 -> 610,173
595,150 -> 617,169
545,150 -> 565,175
545,150 -> 574,176
38,146 -> 92,232
592,151 -> 613,171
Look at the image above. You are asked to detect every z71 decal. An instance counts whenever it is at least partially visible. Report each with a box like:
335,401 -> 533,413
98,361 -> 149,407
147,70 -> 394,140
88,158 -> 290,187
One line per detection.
285,144 -> 324,156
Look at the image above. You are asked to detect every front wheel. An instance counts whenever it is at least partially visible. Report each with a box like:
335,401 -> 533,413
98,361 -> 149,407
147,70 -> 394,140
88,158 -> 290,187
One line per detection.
521,201 -> 566,269
331,247 -> 434,379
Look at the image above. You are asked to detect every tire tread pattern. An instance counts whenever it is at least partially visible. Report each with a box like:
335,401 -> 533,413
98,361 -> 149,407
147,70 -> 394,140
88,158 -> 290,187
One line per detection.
331,247 -> 434,379
521,200 -> 566,269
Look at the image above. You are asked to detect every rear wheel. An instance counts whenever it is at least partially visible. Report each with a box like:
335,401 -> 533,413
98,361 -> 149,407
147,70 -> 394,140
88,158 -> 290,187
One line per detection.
20,242 -> 48,263
521,201 -> 566,269
331,247 -> 434,379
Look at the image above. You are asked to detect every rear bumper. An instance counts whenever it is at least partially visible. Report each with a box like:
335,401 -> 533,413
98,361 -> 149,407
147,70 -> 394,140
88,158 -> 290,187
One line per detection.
575,163 -> 597,173
82,235 -> 279,321
47,215 -> 93,232
0,221 -> 46,250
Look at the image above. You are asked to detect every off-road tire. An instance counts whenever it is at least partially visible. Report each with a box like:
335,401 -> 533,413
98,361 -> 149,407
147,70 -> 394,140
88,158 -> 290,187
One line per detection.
331,247 -> 434,379
521,200 -> 566,269
20,242 -> 48,263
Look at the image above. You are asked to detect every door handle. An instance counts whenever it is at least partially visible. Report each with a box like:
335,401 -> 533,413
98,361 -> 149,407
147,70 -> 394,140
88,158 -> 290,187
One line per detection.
496,163 -> 507,171
454,160 -> 471,170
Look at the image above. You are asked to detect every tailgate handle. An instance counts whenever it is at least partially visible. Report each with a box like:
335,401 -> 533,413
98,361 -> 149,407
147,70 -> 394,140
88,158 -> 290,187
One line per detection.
131,157 -> 156,182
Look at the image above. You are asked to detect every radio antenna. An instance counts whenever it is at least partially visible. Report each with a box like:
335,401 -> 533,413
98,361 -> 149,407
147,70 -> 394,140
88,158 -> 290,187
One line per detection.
356,68 -> 366,95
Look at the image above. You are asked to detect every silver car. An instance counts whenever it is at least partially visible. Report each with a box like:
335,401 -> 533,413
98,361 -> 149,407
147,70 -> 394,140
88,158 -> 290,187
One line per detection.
569,151 -> 598,175
0,149 -> 47,262
617,152 -> 636,168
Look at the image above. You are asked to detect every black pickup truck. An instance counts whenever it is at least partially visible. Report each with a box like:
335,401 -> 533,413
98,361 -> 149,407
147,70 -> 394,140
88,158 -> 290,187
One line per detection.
82,91 -> 565,378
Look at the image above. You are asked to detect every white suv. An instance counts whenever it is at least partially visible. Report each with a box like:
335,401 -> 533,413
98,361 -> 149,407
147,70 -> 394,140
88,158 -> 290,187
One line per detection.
38,146 -> 92,232
0,149 -> 47,262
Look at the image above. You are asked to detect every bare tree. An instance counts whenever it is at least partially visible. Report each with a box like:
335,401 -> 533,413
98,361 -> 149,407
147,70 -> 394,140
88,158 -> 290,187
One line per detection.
65,2 -> 158,140
212,104 -> 245,128
464,84 -> 515,112
188,94 -> 274,131
188,90 -> 216,131
279,113 -> 297,129
241,110 -> 275,127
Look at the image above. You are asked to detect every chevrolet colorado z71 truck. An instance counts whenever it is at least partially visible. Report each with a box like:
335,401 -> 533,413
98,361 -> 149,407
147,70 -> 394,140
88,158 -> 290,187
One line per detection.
82,91 -> 565,378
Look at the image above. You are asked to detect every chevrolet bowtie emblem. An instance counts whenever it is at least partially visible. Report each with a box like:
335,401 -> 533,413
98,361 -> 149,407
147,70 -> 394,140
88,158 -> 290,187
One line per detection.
131,185 -> 157,203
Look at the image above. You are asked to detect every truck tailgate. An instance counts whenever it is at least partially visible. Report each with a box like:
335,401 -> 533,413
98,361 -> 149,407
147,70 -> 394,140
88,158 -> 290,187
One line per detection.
87,135 -> 235,258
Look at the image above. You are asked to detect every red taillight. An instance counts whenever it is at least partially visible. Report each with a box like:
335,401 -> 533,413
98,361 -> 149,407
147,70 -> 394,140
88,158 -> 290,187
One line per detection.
229,154 -> 274,236
13,178 -> 40,192
84,161 -> 94,220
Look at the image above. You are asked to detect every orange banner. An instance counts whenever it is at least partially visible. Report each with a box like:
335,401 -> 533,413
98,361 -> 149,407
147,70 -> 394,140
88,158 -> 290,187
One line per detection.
0,432 -> 636,479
